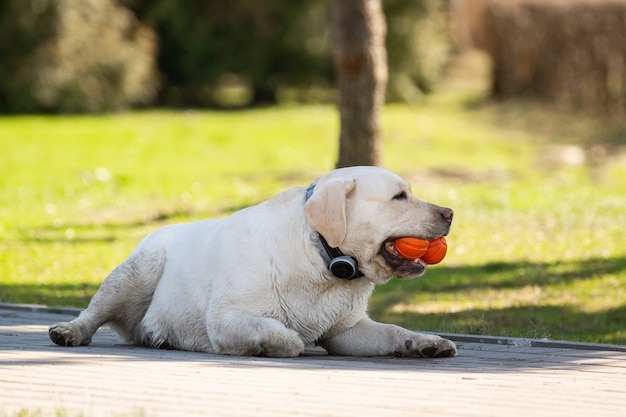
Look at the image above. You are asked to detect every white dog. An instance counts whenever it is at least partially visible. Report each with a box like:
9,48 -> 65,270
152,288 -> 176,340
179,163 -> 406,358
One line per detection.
50,166 -> 456,358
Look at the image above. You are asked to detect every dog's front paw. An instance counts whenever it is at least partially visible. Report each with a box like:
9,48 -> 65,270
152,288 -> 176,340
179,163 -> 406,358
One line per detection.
211,321 -> 306,358
258,332 -> 305,358
400,333 -> 457,358
49,322 -> 90,347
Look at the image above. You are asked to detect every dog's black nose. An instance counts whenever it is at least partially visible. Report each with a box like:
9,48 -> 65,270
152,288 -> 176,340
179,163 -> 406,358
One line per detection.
440,207 -> 454,223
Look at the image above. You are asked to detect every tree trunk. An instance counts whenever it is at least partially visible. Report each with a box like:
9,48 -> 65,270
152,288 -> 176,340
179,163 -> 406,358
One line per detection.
331,0 -> 387,168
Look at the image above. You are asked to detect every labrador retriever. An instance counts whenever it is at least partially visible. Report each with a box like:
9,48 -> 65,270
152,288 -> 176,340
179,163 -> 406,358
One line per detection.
49,166 -> 456,358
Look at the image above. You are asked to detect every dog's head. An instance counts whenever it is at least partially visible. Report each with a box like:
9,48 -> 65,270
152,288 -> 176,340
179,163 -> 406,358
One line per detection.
304,166 -> 453,284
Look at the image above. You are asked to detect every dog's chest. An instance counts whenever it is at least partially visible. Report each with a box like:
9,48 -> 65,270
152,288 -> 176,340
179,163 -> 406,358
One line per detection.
272,280 -> 374,343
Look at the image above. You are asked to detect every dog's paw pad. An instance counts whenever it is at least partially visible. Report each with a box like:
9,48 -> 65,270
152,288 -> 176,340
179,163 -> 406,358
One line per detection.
49,323 -> 82,347
419,346 -> 438,357
416,337 -> 457,358
434,347 -> 457,358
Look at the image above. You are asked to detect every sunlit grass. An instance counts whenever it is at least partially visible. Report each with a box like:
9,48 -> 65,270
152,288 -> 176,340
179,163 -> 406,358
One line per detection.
1,82 -> 625,344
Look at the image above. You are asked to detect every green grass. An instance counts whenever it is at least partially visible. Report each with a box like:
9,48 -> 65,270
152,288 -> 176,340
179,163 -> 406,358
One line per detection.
1,68 -> 626,344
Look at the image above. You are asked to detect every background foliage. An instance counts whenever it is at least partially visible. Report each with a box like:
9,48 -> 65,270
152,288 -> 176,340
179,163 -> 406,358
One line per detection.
0,0 -> 449,112
483,0 -> 626,113
0,0 -> 158,113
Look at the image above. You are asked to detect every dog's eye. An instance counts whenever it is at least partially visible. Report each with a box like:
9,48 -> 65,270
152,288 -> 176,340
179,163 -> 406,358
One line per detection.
392,191 -> 407,201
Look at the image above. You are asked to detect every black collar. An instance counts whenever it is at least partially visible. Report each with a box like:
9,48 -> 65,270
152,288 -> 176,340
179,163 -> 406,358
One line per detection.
305,183 -> 364,280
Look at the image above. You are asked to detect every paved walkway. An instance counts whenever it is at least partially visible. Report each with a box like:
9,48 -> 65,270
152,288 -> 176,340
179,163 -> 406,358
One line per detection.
1,304 -> 625,417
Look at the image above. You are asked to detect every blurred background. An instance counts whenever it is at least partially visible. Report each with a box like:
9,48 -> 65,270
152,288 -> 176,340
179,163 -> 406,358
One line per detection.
0,0 -> 450,112
2,0 -> 626,113
1,0 -> 625,344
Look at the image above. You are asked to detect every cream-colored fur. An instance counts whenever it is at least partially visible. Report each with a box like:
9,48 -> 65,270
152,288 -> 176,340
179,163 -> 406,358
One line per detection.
49,166 -> 456,358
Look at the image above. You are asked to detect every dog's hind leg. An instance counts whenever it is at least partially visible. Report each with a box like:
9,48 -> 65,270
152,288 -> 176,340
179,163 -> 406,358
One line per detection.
49,247 -> 165,347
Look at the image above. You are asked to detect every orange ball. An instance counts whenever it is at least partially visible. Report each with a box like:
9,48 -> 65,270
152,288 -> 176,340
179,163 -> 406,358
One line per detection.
394,237 -> 429,260
421,236 -> 448,264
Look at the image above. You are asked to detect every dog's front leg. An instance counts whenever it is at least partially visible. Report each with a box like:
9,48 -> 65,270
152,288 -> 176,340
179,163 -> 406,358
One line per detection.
320,316 -> 456,358
206,311 -> 305,358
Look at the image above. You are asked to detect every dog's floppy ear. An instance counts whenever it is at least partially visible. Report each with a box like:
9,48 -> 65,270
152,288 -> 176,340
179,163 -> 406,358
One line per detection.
304,178 -> 356,248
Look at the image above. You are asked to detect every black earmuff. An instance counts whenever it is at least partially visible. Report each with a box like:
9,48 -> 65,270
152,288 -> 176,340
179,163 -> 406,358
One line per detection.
329,256 -> 359,280
306,182 -> 364,280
